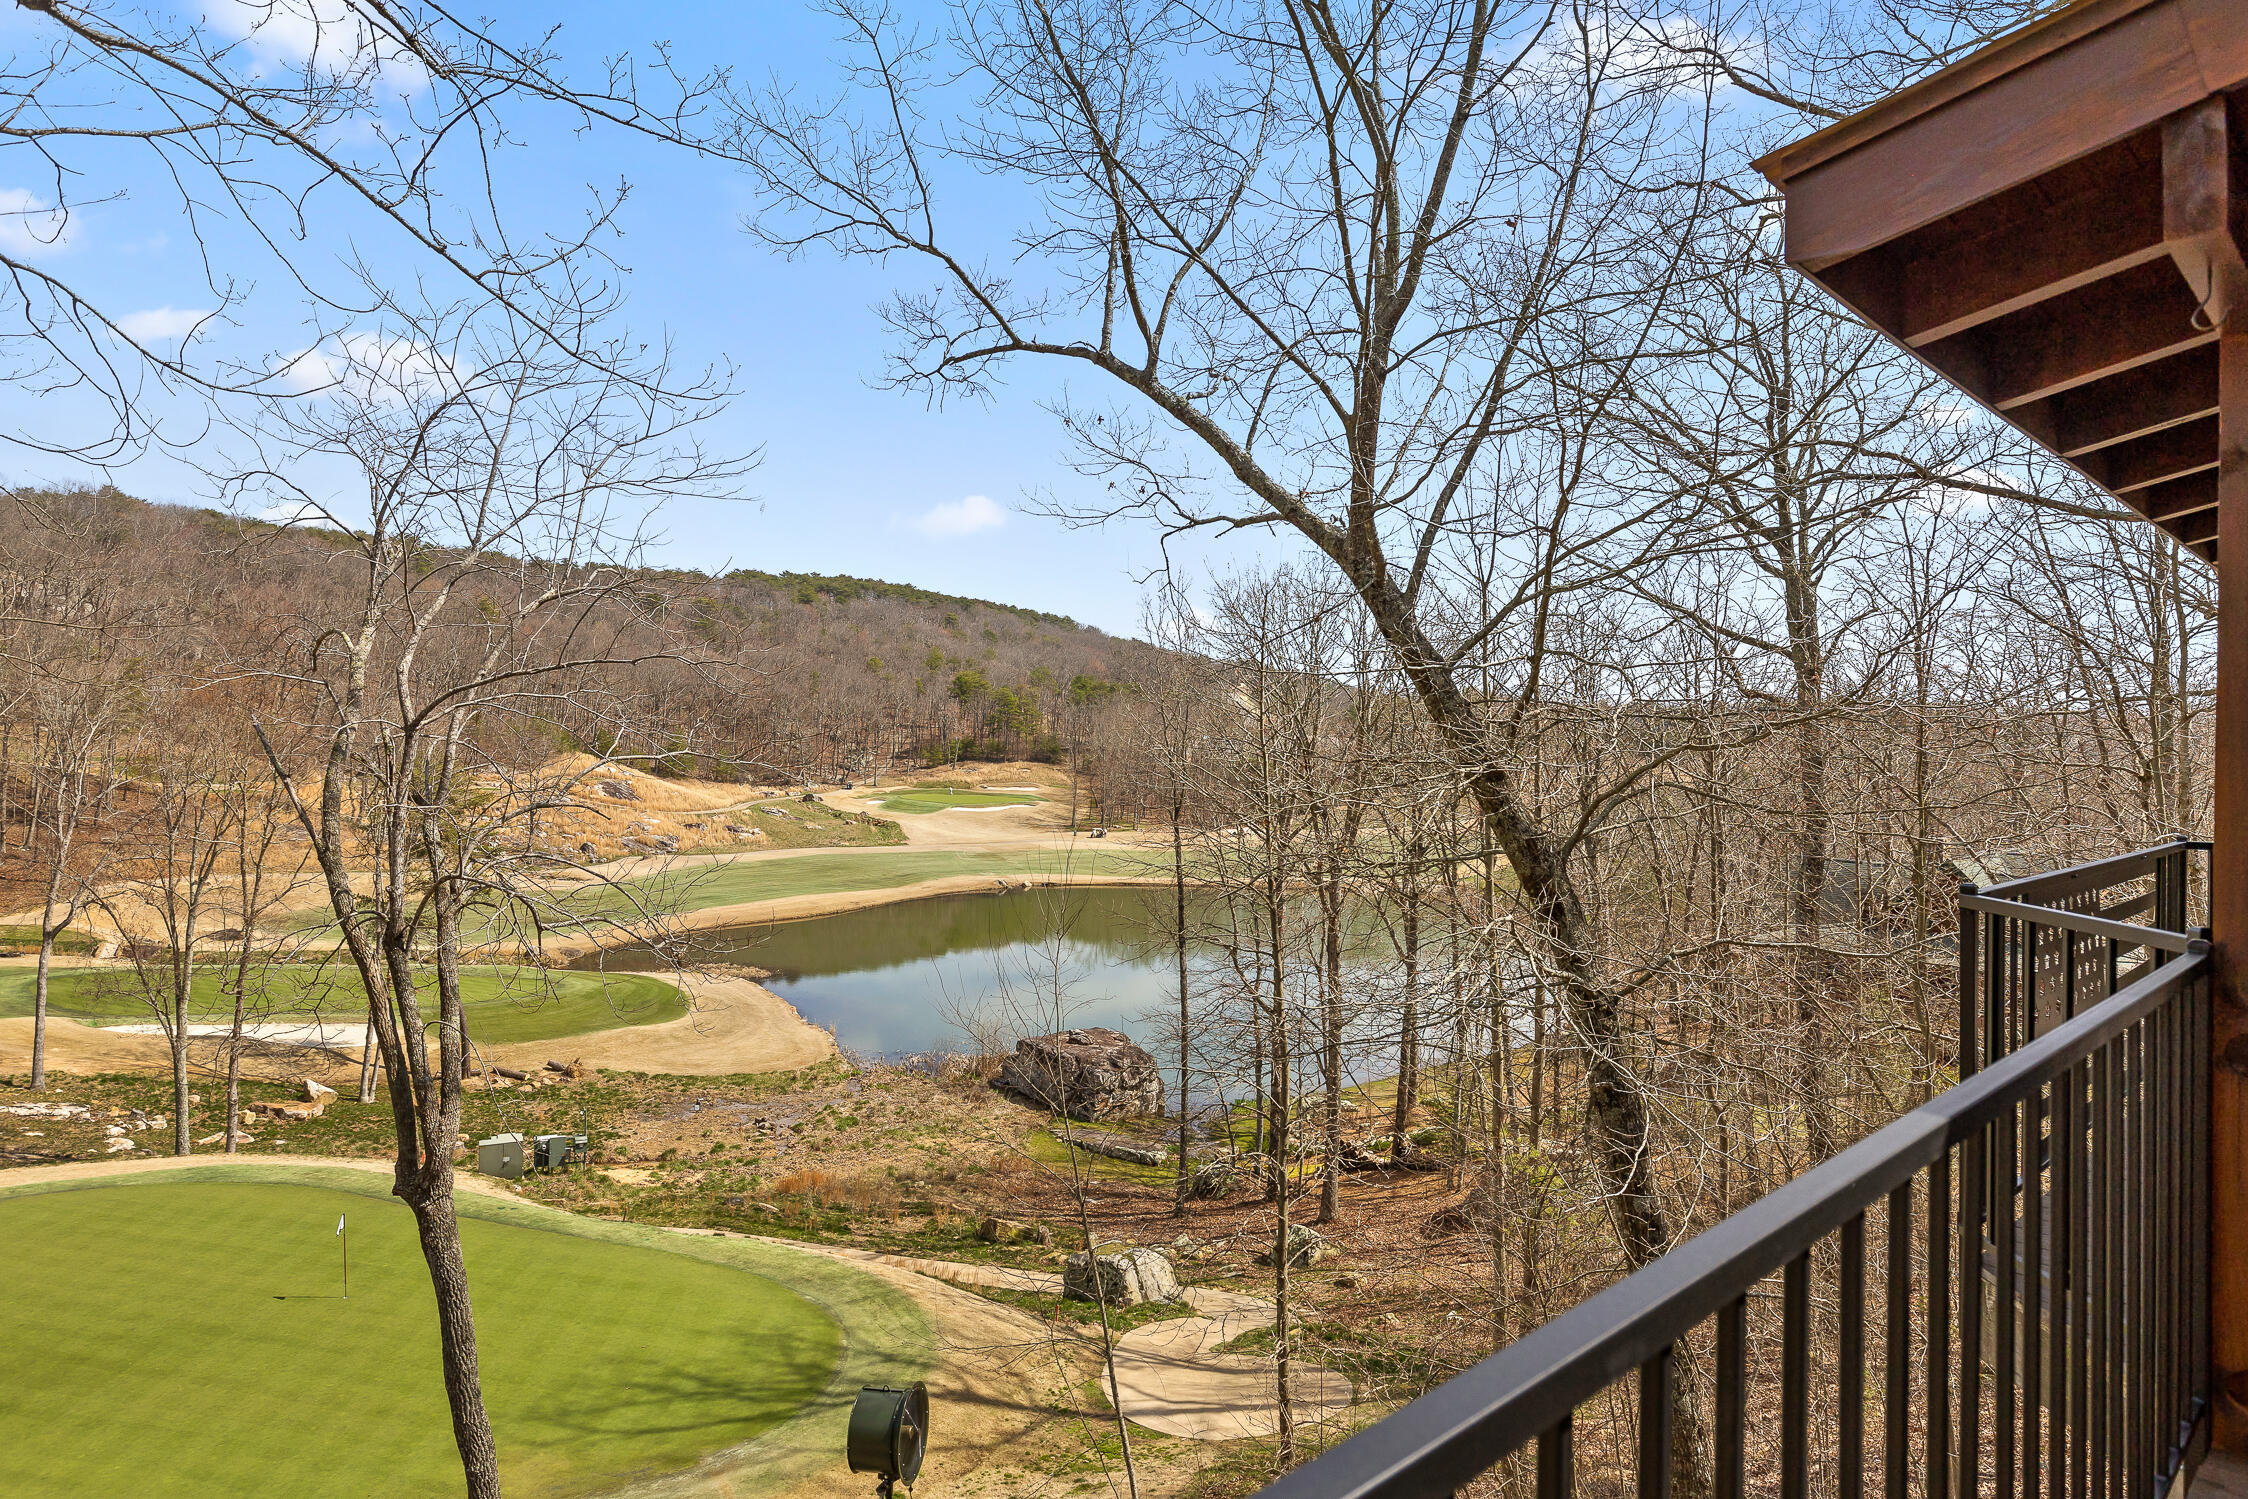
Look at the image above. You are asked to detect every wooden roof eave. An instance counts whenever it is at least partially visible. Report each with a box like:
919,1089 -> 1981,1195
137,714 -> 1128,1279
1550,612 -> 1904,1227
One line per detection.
1755,0 -> 2248,563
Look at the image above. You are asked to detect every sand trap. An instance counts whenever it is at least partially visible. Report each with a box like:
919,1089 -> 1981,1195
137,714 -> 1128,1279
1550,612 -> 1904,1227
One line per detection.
103,1020 -> 370,1047
487,974 -> 831,1077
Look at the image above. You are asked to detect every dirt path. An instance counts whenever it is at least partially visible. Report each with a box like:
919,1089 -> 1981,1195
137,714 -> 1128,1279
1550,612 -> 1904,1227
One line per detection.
641,1230 -> 1094,1499
759,1239 -> 1355,1442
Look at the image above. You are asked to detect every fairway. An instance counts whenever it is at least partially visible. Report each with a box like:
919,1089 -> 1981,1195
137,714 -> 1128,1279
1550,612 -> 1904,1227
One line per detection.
566,847 -> 1165,923
0,965 -> 687,1045
871,788 -> 1041,814
0,1176 -> 843,1498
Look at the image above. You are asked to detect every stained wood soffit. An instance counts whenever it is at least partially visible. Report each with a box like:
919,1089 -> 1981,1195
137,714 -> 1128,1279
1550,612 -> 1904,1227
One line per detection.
1755,0 -> 2248,563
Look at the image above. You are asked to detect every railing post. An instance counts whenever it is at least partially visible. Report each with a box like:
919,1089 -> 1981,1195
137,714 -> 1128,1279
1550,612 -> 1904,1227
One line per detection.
1962,883 -> 1981,1079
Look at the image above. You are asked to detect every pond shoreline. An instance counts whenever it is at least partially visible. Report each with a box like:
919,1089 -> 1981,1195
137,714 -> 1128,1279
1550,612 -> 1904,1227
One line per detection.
538,868 -> 1183,962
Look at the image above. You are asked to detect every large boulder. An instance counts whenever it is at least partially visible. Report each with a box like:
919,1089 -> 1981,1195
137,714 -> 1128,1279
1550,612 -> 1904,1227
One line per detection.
1254,1224 -> 1336,1268
993,1028 -> 1163,1120
978,1216 -> 1052,1246
1063,1248 -> 1181,1307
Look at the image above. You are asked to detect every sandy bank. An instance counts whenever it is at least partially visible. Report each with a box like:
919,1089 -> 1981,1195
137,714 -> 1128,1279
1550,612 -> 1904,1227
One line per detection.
0,971 -> 833,1081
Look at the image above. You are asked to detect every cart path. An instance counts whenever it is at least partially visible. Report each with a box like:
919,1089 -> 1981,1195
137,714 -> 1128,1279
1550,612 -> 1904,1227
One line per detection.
722,1234 -> 1356,1441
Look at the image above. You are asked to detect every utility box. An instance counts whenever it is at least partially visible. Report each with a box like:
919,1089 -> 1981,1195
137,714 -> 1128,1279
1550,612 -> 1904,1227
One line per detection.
477,1133 -> 525,1179
533,1134 -> 572,1171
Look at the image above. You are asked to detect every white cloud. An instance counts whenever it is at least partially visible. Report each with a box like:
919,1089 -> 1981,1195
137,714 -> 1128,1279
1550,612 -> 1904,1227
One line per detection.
0,188 -> 72,258
115,306 -> 211,343
259,500 -> 329,525
206,0 -> 427,93
914,493 -> 1007,537
280,331 -> 459,403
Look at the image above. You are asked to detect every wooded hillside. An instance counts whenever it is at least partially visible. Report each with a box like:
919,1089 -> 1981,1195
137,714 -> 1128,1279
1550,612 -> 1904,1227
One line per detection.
0,486 -> 1159,810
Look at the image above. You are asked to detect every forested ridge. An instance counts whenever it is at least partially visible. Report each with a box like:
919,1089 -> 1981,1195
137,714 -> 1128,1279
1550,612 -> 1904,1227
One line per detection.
0,486 -> 1160,821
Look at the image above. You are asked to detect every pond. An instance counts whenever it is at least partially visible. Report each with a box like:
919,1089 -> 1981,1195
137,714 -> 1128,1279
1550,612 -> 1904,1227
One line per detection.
569,885 -> 1400,1060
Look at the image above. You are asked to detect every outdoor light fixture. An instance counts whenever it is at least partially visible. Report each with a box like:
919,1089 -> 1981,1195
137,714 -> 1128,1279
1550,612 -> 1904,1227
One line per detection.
847,1382 -> 928,1498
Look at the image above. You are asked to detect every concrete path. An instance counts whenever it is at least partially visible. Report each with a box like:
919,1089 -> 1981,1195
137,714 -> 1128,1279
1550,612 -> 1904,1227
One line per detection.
737,1235 -> 1355,1441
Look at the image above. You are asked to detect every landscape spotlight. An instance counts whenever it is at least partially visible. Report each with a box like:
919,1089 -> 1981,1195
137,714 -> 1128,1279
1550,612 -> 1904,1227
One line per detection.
847,1382 -> 928,1498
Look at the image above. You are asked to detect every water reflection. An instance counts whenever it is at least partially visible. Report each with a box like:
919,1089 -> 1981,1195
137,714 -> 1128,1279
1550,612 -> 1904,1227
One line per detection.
569,886 -> 1393,1060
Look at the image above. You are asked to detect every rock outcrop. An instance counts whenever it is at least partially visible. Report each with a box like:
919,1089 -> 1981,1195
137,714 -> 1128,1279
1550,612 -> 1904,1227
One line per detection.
993,1028 -> 1163,1120
1063,1248 -> 1181,1306
978,1216 -> 1052,1246
1254,1224 -> 1336,1268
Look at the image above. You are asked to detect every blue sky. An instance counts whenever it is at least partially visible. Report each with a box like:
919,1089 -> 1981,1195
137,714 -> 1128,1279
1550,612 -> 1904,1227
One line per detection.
0,1 -> 1264,636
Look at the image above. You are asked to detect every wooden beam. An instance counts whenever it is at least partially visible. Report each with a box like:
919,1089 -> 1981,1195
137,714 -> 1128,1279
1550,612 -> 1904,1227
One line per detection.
2095,413 -> 2220,490
2137,469 -> 2219,523
1900,169 -> 2168,347
2032,344 -> 2220,455
2163,96 -> 2248,329
1921,258 -> 2216,409
1776,1 -> 2242,270
2156,495 -> 2219,544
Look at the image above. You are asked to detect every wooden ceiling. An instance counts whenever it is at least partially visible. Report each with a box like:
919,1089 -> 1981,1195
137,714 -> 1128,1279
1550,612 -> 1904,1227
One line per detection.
1755,0 -> 2248,561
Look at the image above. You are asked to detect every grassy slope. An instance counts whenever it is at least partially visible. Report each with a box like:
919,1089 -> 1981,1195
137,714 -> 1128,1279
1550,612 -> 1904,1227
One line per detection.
0,967 -> 686,1045
723,797 -> 909,848
871,789 -> 1041,814
577,847 -> 1164,922
0,1173 -> 852,1498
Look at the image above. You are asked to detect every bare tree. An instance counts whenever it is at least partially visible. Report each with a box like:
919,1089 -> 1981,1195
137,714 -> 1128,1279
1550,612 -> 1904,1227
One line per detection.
733,0 -> 1728,1286
17,620 -> 136,1087
238,296 -> 741,1499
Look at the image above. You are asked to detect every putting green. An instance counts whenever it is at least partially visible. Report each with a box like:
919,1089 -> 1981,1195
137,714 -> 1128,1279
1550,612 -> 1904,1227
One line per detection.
871,789 -> 1040,814
0,965 -> 687,1045
0,1167 -> 928,1498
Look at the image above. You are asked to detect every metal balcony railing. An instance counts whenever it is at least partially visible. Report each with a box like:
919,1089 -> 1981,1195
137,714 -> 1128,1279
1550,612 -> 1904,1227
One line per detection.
1261,843 -> 2213,1499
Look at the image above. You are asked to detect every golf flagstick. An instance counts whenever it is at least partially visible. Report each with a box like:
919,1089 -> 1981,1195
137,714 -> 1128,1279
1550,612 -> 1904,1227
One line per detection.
337,1212 -> 348,1298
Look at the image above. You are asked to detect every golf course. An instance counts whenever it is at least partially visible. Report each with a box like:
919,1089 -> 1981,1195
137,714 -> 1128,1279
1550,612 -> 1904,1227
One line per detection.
0,966 -> 688,1046
0,1164 -> 931,1498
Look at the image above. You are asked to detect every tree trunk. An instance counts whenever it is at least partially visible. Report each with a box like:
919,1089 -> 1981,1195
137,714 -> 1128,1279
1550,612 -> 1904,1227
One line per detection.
1317,878 -> 1344,1224
405,1181 -> 502,1498
1173,790 -> 1193,1217
171,945 -> 195,1156
30,931 -> 52,1090
1393,848 -> 1421,1136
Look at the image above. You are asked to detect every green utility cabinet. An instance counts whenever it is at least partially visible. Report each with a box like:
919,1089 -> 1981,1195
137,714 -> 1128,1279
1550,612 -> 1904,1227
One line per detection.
477,1133 -> 525,1179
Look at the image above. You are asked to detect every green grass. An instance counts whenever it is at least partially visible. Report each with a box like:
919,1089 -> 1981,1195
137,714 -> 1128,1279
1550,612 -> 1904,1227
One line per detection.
724,798 -> 907,849
872,788 -> 1041,814
561,847 -> 1163,924
967,1281 -> 1199,1334
0,1173 -> 849,1498
0,965 -> 687,1045
1025,1128 -> 1179,1185
0,923 -> 96,955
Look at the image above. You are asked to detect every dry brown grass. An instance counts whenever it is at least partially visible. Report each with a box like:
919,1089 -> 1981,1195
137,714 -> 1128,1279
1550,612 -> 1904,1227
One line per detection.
772,1166 -> 888,1210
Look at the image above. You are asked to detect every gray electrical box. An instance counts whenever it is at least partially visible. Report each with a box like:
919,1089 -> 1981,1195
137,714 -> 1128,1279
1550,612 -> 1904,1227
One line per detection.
533,1134 -> 572,1170
477,1133 -> 525,1178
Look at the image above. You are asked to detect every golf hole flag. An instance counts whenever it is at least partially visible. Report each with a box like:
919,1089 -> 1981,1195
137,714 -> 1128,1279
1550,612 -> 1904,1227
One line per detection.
337,1211 -> 349,1297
